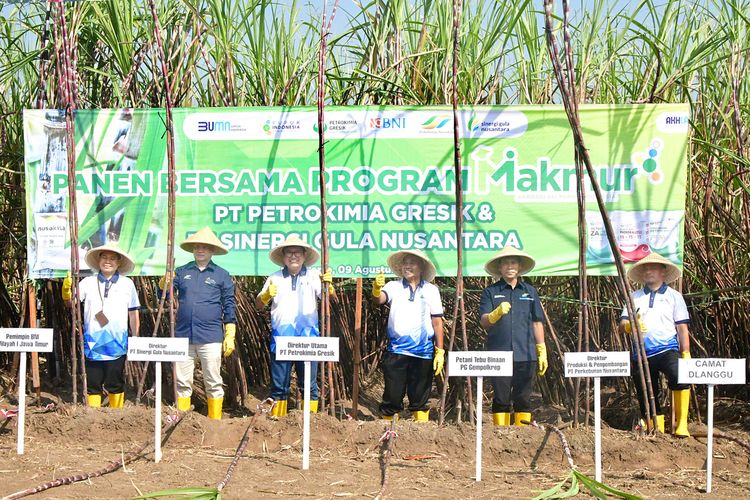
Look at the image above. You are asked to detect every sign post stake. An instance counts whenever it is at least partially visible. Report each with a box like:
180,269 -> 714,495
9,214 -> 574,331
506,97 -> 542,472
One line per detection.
0,328 -> 54,455
475,375 -> 483,482
564,351 -> 630,483
594,376 -> 601,482
447,350 -> 512,482
303,360 -> 311,470
127,336 -> 189,463
17,352 -> 27,455
678,357 -> 746,494
155,361 -> 162,463
275,336 -> 339,470
706,384 -> 714,493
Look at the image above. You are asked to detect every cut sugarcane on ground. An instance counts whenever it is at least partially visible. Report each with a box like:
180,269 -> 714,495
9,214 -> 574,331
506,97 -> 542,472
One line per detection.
1,389 -> 749,499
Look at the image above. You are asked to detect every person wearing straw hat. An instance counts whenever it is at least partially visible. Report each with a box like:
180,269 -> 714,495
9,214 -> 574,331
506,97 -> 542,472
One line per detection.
62,244 -> 140,408
164,227 -> 236,420
371,249 -> 444,422
620,252 -> 691,437
480,247 -> 547,427
255,234 -> 334,418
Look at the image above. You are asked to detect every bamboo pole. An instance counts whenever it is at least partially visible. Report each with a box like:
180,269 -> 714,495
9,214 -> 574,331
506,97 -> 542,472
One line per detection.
352,278 -> 363,417
28,286 -> 41,400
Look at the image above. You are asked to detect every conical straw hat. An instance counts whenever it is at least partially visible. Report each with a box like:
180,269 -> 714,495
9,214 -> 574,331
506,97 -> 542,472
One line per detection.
387,249 -> 437,282
85,244 -> 135,275
269,234 -> 319,267
626,252 -> 681,285
179,227 -> 228,255
484,247 -> 536,278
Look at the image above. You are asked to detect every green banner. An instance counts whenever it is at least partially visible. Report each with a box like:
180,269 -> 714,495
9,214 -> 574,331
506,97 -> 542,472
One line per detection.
23,105 -> 689,278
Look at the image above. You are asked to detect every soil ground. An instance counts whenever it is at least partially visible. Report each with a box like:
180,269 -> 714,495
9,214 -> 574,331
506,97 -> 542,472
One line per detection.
1,392 -> 749,499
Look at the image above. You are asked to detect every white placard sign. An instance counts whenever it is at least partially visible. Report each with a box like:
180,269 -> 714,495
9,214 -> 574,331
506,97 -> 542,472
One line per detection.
678,357 -> 747,494
127,337 -> 189,362
678,358 -> 746,385
0,328 -> 53,352
275,336 -> 339,362
564,352 -> 630,378
448,351 -> 513,377
0,328 -> 55,456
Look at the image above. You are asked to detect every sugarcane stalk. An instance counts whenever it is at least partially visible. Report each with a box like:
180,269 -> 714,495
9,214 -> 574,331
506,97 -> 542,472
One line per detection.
376,419 -> 397,500
216,399 -> 274,492
2,411 -> 186,500
147,0 -> 178,404
316,0 -> 340,417
55,1 -> 87,405
543,0 -> 657,429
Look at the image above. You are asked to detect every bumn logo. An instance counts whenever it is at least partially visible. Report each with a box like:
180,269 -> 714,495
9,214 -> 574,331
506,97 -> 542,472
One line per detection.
198,121 -> 230,132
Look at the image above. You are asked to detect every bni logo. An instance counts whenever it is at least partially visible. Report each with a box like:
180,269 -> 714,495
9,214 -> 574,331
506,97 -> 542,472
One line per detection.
197,120 -> 230,132
369,117 -> 406,129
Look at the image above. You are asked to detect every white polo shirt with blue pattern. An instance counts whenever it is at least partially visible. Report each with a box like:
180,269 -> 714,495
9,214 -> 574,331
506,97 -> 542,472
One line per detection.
621,284 -> 689,358
79,272 -> 139,361
382,279 -> 444,360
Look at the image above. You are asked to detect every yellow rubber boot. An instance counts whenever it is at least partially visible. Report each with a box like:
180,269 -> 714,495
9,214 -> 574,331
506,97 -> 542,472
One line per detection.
514,412 -> 532,426
493,412 -> 511,426
271,400 -> 288,418
109,392 -> 125,409
654,414 -> 665,433
673,389 -> 691,437
308,400 -> 319,413
207,397 -> 223,420
87,394 -> 101,408
413,410 -> 429,422
177,396 -> 191,412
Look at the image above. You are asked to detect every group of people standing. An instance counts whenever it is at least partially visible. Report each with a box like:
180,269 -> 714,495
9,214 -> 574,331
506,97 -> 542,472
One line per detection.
61,229 -> 693,436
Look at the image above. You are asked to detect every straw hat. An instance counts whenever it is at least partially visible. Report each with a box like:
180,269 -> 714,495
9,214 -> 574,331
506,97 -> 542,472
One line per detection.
85,244 -> 135,275
626,252 -> 681,285
180,227 -> 228,255
387,249 -> 437,282
269,234 -> 320,267
484,247 -> 536,278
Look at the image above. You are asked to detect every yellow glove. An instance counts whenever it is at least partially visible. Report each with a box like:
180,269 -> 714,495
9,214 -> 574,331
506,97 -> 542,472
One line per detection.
321,268 -> 334,295
259,279 -> 277,305
536,343 -> 548,376
223,323 -> 236,357
487,302 -> 511,324
623,313 -> 647,334
433,347 -> 445,376
159,271 -> 173,291
372,272 -> 385,298
680,351 -> 691,359
61,272 -> 72,301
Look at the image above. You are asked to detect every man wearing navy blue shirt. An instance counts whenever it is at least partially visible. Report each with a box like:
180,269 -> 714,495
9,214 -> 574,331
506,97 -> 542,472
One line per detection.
480,247 -> 547,427
164,227 -> 236,420
620,252 -> 691,436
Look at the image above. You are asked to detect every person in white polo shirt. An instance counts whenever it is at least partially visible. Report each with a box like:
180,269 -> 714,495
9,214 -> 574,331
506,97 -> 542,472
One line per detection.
620,252 -> 691,437
372,249 -> 444,422
62,244 -> 140,408
255,235 -> 334,418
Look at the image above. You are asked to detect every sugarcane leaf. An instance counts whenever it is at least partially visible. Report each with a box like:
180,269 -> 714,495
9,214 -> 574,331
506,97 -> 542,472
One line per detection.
133,486 -> 220,499
574,469 -> 643,500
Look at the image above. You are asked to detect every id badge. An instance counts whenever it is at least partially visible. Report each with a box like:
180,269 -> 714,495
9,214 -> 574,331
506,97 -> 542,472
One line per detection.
94,310 -> 109,327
